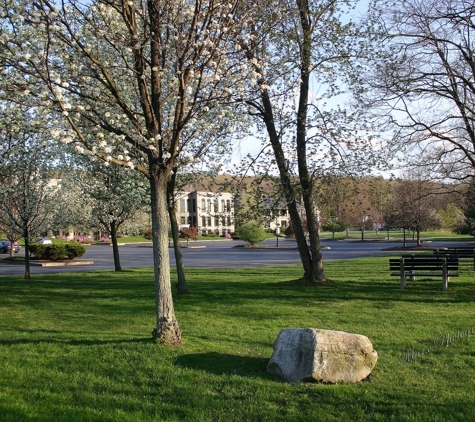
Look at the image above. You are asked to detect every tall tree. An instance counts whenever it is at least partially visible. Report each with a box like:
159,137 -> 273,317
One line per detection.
1,1 -> 250,343
237,0 -> 378,282
362,0 -> 475,182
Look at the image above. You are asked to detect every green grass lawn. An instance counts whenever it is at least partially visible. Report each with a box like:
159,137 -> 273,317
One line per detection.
321,230 -> 475,242
1,258 -> 474,421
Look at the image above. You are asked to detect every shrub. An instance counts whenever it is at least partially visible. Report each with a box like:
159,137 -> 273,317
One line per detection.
236,222 -> 267,246
284,223 -> 295,238
29,244 -> 47,259
65,243 -> 87,259
141,228 -> 153,240
45,244 -> 67,261
76,235 -> 92,244
29,243 -> 86,260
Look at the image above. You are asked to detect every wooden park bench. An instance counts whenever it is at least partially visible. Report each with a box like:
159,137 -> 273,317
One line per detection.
390,255 -> 459,291
433,247 -> 475,270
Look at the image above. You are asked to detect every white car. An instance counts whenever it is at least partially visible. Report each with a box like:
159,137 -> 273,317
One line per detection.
35,237 -> 53,245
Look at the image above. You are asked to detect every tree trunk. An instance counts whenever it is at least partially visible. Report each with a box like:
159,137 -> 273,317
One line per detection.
149,165 -> 182,344
110,221 -> 122,272
257,90 -> 314,281
24,227 -> 30,280
416,229 -> 421,247
168,205 -> 190,295
294,0 -> 325,283
167,169 -> 190,295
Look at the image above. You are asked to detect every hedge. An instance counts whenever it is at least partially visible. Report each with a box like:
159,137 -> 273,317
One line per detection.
29,242 -> 86,261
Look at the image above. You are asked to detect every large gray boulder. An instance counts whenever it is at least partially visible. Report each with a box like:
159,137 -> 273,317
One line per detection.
267,328 -> 378,383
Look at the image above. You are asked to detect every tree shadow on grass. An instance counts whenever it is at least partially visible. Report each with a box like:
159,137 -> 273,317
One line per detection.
175,352 -> 272,379
0,335 -> 152,347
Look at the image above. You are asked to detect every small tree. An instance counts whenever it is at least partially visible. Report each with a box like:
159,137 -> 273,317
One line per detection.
179,227 -> 198,246
322,219 -> 346,239
0,109 -> 61,278
236,222 -> 267,246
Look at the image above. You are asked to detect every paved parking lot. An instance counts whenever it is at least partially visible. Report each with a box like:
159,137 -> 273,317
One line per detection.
1,238 -> 473,276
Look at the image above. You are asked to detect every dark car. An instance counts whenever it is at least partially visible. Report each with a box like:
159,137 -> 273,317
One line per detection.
0,240 -> 21,254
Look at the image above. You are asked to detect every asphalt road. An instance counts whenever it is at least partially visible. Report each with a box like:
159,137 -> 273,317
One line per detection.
1,238 -> 474,277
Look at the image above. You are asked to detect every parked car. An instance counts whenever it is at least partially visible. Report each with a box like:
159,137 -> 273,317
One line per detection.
34,237 -> 53,245
0,240 -> 21,254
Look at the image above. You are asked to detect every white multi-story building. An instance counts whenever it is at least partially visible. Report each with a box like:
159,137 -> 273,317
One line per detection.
175,191 -> 235,235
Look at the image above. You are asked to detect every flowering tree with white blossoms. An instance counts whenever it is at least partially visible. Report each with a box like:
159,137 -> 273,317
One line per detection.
0,0 -> 251,343
0,104 -> 62,278
86,161 -> 149,271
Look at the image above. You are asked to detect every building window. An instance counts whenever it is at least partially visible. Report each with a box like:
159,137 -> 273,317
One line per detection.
227,216 -> 231,226
180,217 -> 186,224
207,199 -> 211,212
281,220 -> 287,228
221,216 -> 226,225
215,217 -> 219,226
202,216 -> 206,227
221,199 -> 225,212
214,198 -> 218,212
201,198 -> 205,211
180,199 -> 186,212
207,216 -> 211,226
226,199 -> 231,212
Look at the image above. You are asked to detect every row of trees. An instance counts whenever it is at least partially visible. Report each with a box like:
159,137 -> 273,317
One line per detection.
1,0 -> 474,344
231,172 -> 468,243
316,175 -> 466,245
0,114 -> 150,277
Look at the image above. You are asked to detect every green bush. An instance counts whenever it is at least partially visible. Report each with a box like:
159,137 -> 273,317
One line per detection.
28,244 -> 47,259
46,244 -> 67,261
65,243 -> 87,259
29,243 -> 86,261
236,222 -> 267,245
